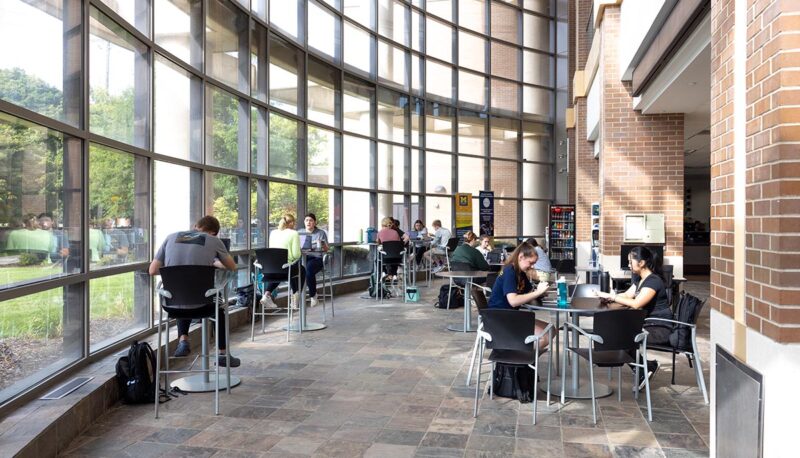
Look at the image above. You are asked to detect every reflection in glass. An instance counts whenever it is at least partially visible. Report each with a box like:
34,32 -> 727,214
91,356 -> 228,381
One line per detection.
458,110 -> 487,155
206,86 -> 247,171
378,143 -> 405,192
458,31 -> 485,72
270,33 -> 303,114
269,113 -> 300,180
523,85 -> 553,121
308,0 -> 340,61
458,71 -> 486,108
425,102 -> 454,151
271,0 -> 302,40
523,50 -> 553,87
206,173 -> 248,251
155,0 -> 203,68
377,88 -> 407,143
207,0 -> 248,93
426,0 -> 452,22
425,60 -> 453,101
154,55 -> 201,162
490,159 -> 519,198
523,163 -> 552,199
0,0 -> 81,125
343,21 -> 373,76
459,0 -> 486,33
98,0 -> 149,34
411,149 -> 421,193
524,12 -> 552,51
0,113 -> 81,289
491,1 -> 519,44
491,78 -> 519,113
307,58 -> 340,128
251,21 -> 268,102
308,127 -> 336,185
89,7 -> 149,149
378,40 -> 407,89
90,271 -> 149,352
425,17 -> 452,63
378,0 -> 407,45
251,106 -> 268,174
343,0 -> 373,29
522,121 -> 551,162
490,117 -> 519,159
343,76 -> 374,136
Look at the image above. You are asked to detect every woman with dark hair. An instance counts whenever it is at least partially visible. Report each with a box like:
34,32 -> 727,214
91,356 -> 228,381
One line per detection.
488,242 -> 551,348
412,220 -> 428,265
595,246 -> 671,388
525,238 -> 553,282
299,213 -> 328,307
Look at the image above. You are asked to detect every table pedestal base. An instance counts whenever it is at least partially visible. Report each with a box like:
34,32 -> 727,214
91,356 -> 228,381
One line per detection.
447,324 -> 477,332
284,322 -> 327,331
171,374 -> 241,392
543,378 -> 613,399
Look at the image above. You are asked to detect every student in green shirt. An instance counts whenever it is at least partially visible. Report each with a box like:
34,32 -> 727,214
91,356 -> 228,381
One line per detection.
5,214 -> 55,262
450,231 -> 490,272
261,214 -> 305,309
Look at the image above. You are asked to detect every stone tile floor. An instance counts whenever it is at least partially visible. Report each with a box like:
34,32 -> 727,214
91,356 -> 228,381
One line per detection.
63,279 -> 711,457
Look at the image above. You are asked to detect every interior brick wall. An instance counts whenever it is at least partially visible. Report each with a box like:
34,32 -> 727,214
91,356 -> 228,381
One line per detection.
567,0 -> 577,203
574,0 -> 597,244
598,7 -> 685,260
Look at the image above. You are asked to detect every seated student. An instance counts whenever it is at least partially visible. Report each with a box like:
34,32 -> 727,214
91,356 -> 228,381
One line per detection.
261,214 -> 306,309
391,218 -> 410,244
476,235 -> 493,259
411,220 -> 429,265
376,216 -> 402,278
451,231 -> 490,272
423,219 -> 451,272
488,242 -> 551,348
298,213 -> 328,307
595,246 -> 670,389
148,215 -> 240,366
525,238 -> 552,282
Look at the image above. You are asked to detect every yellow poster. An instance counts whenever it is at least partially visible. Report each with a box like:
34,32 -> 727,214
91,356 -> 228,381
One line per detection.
455,193 -> 473,238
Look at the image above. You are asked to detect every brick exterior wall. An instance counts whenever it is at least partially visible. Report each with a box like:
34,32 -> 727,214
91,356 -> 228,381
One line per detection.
567,0 -> 577,203
710,0 -> 800,343
574,0 -> 597,244
598,7 -> 684,260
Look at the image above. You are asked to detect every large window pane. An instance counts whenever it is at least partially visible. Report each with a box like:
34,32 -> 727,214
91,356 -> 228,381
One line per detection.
0,0 -> 81,126
411,10 -> 422,52
154,55 -> 202,162
490,117 -> 519,159
0,113 -> 81,289
425,18 -> 452,63
309,0 -> 340,61
378,40 -> 407,90
411,98 -> 423,147
458,70 -> 486,108
411,148 -> 421,193
271,0 -> 302,40
307,187 -> 336,241
523,50 -> 553,87
343,21 -> 373,76
89,144 -> 149,269
523,85 -> 553,121
98,0 -> 148,35
458,156 -> 485,194
343,135 -> 372,189
207,0 -> 248,93
523,163 -> 552,199
307,58 -> 340,128
253,0 -> 268,20
343,0 -> 374,29
523,200 -> 548,236
251,21 -> 268,102
378,0 -> 407,45
269,113 -> 300,180
523,12 -> 552,52
155,0 -> 203,69
252,105 -> 267,174
490,159 -> 519,198
427,0 -> 452,22
524,0 -> 550,15
250,180 -> 268,248
378,144 -> 405,192
206,86 -> 247,171
458,31 -> 486,73
270,34 -> 303,114
425,152 -> 452,193
269,182 -> 298,233
377,88 -> 407,143
425,196 -> 451,230
460,0 -> 486,34
342,245 -> 371,276
458,110 -> 487,155
343,76 -> 374,136
411,54 -> 423,95
425,102 -> 454,152
491,41 -> 519,80
342,191 -> 371,242
89,7 -> 149,149
0,285 -> 84,405
491,1 -> 520,44
491,78 -> 519,114
494,199 -> 518,236
308,126 -> 337,185
426,60 -> 453,101
154,161 -> 202,250
522,121 -> 551,162
90,271 -> 149,352
206,173 -> 249,251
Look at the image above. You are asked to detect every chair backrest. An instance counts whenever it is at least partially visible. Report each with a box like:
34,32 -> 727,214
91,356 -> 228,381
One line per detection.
446,237 -> 459,251
504,245 -> 516,253
159,265 -> 217,310
592,309 -> 646,352
381,240 -> 406,257
676,292 -> 706,325
573,283 -> 601,299
254,248 -> 290,275
486,272 -> 499,288
486,250 -> 502,263
480,309 -> 538,353
472,286 -> 489,310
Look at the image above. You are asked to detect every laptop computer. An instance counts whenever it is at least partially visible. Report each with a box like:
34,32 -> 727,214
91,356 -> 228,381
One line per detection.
299,234 -> 312,250
408,230 -> 419,239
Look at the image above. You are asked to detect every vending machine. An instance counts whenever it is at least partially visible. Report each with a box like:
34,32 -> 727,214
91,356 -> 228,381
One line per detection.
548,204 -> 575,274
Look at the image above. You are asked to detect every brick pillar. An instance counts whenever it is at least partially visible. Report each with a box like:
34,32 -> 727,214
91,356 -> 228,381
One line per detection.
566,0 -> 577,203
598,6 -> 685,272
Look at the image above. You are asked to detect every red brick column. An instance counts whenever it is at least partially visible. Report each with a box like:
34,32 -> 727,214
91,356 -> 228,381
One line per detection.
598,7 -> 685,263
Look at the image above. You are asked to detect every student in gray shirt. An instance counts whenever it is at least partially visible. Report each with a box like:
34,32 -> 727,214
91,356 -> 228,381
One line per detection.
297,213 -> 329,307
149,216 -> 240,367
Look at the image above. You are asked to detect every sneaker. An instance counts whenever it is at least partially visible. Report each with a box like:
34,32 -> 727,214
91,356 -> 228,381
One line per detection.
291,292 -> 300,310
218,354 -> 241,368
432,264 -> 445,274
634,361 -> 660,391
174,340 -> 190,357
309,296 -> 319,307
260,293 -> 276,308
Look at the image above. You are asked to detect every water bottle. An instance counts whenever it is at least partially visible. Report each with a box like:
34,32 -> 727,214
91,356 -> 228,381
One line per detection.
557,276 -> 568,308
359,228 -> 363,244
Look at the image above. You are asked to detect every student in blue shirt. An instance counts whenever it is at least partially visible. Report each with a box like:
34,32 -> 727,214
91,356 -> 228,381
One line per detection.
488,242 -> 551,348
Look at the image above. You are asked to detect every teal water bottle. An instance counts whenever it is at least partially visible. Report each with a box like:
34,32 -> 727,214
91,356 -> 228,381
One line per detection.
557,276 -> 568,308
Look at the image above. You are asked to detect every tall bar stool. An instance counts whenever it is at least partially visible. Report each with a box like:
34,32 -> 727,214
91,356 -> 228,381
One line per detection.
378,241 -> 408,303
155,265 -> 233,418
315,252 -> 335,320
252,248 -> 299,342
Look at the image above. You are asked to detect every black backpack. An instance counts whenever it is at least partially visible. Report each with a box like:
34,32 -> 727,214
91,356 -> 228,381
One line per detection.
368,270 -> 392,298
489,363 -> 536,403
435,284 -> 464,309
669,292 -> 705,350
236,284 -> 260,308
116,341 -> 161,404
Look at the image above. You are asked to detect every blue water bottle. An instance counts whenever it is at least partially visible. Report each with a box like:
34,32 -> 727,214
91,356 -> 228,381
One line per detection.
557,276 -> 568,308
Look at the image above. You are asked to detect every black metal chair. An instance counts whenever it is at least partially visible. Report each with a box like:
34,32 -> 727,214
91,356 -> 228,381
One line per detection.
466,281 -> 492,386
445,261 -> 472,309
645,291 -> 709,404
378,241 -> 407,303
662,265 -> 675,307
475,309 -> 553,424
252,248 -> 299,342
563,309 -> 651,424
485,272 -> 499,288
155,265 -> 232,418
315,252 -> 335,320
443,237 -> 459,270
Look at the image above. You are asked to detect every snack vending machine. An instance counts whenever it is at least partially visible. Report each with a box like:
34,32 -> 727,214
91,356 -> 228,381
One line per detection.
548,205 -> 575,274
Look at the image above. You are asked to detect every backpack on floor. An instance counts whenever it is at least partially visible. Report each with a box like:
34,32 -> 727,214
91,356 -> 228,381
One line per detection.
434,284 -> 464,309
116,341 -> 161,404
368,270 -> 392,298
489,363 -> 536,403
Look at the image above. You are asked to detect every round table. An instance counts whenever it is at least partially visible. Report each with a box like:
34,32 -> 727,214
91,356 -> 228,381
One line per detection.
283,250 -> 327,332
526,297 -> 622,400
435,270 -> 489,332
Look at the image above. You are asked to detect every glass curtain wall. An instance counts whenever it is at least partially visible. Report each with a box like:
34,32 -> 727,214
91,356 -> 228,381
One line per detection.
0,0 -> 560,407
